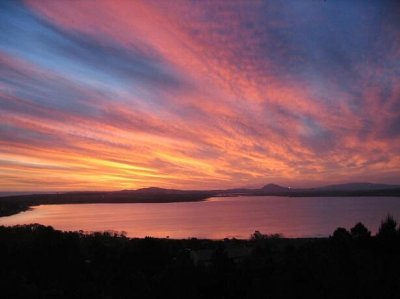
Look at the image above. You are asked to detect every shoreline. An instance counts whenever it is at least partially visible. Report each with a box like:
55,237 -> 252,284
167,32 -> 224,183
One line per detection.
1,191 -> 400,218
0,191 -> 213,217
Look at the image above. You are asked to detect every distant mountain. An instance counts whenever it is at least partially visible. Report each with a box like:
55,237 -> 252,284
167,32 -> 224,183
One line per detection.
122,182 -> 400,197
261,184 -> 289,191
120,187 -> 214,195
122,187 -> 182,194
261,184 -> 290,193
2,182 -> 400,218
315,182 -> 400,192
231,182 -> 400,197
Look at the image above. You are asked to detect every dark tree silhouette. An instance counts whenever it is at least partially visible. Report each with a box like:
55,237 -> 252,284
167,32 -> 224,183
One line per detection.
377,214 -> 398,240
250,230 -> 266,241
2,218 -> 400,298
332,227 -> 351,242
350,222 -> 371,240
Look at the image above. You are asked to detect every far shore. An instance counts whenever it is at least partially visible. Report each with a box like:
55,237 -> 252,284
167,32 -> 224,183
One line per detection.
0,191 -> 212,217
1,184 -> 400,218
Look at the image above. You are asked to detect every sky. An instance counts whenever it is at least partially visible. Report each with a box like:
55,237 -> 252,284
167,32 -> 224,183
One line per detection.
0,0 -> 399,191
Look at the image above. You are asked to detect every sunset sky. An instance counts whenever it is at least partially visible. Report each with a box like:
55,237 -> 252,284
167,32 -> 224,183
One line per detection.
1,0 -> 399,191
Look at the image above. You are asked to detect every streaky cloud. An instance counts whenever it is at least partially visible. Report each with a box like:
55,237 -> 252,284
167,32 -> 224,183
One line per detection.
0,0 -> 398,191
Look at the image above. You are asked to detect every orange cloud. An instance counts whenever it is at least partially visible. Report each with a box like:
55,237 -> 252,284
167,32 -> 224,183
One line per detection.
0,1 -> 398,191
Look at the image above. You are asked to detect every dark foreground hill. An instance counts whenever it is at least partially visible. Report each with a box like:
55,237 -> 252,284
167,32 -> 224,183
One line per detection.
1,216 -> 400,298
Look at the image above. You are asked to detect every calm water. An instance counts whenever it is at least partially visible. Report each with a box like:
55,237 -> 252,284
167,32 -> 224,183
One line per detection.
1,196 -> 400,239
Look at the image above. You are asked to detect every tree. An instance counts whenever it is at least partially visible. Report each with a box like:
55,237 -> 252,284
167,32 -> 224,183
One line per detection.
250,230 -> 266,241
332,227 -> 351,242
350,222 -> 371,240
377,214 -> 397,240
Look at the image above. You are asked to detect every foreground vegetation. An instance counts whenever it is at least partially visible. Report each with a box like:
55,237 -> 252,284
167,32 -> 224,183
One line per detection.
1,216 -> 400,298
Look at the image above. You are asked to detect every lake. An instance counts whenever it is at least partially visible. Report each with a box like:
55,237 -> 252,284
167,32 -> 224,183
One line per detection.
1,196 -> 400,239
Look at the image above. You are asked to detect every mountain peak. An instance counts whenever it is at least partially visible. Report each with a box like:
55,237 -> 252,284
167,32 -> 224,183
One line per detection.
135,187 -> 170,193
261,184 -> 288,191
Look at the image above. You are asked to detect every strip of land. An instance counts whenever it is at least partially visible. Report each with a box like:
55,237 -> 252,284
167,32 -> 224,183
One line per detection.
1,182 -> 400,217
0,188 -> 215,217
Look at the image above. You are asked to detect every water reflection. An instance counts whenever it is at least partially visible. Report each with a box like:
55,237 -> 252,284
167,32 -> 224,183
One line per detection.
1,196 -> 400,239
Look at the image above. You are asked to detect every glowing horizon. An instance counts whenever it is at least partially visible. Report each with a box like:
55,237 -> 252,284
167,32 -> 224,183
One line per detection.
1,0 -> 399,191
